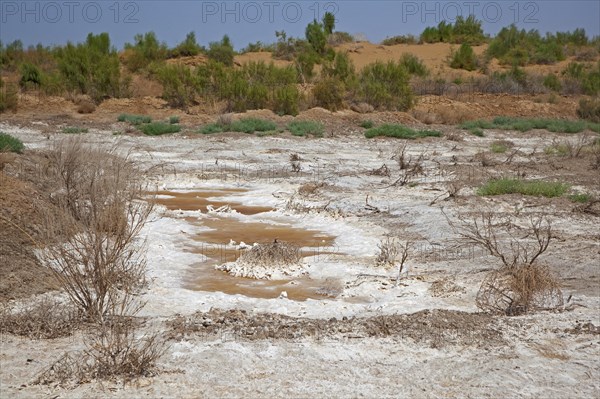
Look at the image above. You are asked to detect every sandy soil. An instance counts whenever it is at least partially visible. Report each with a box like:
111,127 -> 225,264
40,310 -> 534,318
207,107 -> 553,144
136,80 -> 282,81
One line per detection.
1,115 -> 599,398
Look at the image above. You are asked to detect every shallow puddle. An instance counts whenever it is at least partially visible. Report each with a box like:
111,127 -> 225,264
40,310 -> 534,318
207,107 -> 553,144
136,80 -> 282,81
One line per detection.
160,190 -> 343,301
154,189 -> 273,215
185,216 -> 339,301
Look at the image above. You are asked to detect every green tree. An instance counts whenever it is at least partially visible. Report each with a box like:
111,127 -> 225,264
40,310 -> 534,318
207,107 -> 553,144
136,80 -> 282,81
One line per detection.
306,20 -> 327,55
323,12 -> 336,35
207,35 -> 235,66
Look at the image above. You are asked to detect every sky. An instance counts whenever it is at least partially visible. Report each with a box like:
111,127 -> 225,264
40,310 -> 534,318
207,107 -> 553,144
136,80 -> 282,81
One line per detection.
1,0 -> 599,50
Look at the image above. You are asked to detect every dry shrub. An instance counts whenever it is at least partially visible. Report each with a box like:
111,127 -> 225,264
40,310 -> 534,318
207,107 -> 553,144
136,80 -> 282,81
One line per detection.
476,264 -> 563,315
238,240 -> 301,268
447,212 -> 563,315
40,137 -> 152,322
375,237 -> 398,268
350,102 -> 374,114
0,298 -> 81,339
369,164 -> 391,177
82,318 -> 165,380
298,182 -> 325,197
375,237 -> 411,284
36,319 -> 165,386
77,100 -> 96,114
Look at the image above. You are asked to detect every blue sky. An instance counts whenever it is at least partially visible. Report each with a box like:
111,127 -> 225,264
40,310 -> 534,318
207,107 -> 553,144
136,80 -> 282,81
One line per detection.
1,1 -> 599,49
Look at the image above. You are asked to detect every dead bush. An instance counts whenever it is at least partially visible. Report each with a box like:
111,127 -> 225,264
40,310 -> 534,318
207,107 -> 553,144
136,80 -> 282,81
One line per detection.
350,102 -> 374,114
0,298 -> 81,339
298,182 -> 325,197
238,240 -> 301,268
476,264 -> 563,315
375,237 -> 411,284
446,211 -> 563,315
289,153 -> 302,172
375,237 -> 398,268
40,137 -> 153,322
36,318 -> 165,386
77,100 -> 96,114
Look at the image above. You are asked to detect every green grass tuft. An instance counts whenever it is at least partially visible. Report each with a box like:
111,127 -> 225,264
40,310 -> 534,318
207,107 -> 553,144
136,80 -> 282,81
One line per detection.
364,124 -> 441,139
360,120 -> 375,129
461,117 -> 599,134
230,118 -> 277,133
569,193 -> 593,203
477,178 -> 569,198
169,116 -> 180,124
469,128 -> 485,137
0,132 -> 25,153
62,127 -> 88,134
139,122 -> 181,136
199,123 -> 223,134
287,120 -> 325,137
117,114 -> 152,125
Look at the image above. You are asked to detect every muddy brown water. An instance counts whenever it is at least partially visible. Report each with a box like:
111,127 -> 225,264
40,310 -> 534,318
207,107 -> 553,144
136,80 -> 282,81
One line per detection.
155,190 -> 341,301
155,189 -> 273,215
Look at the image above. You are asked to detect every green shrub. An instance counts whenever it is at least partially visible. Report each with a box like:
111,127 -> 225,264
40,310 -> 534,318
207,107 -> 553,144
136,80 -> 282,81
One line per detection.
360,120 -> 374,129
490,141 -> 510,153
154,63 -> 197,108
486,25 -> 569,66
139,122 -> 181,136
399,53 -> 428,77
123,32 -> 168,72
287,120 -> 324,137
469,128 -> 485,137
461,117 -> 598,133
0,132 -> 24,153
230,118 -> 277,133
274,86 -> 300,116
19,62 -> 43,88
117,114 -> 152,125
459,120 -> 494,130
450,43 -> 478,71
358,61 -> 414,111
62,127 -> 88,134
381,35 -> 417,45
0,78 -> 18,113
543,74 -> 562,91
313,77 -> 345,111
420,15 -> 486,45
569,193 -> 593,203
207,35 -> 235,66
577,98 -> 600,122
169,116 -> 180,124
477,178 -> 569,197
199,123 -> 223,134
170,32 -> 202,58
55,33 -> 127,103
364,124 -> 441,139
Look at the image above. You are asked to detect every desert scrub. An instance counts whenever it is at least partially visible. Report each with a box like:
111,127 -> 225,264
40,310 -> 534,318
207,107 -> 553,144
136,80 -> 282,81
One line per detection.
169,116 -> 180,124
360,120 -> 375,129
118,114 -> 152,125
230,118 -> 277,133
490,140 -> 514,153
461,117 -> 600,133
62,127 -> 88,134
477,178 -> 569,198
199,118 -> 277,134
287,120 -> 324,137
0,132 -> 25,153
364,124 -> 441,139
139,122 -> 181,136
569,193 -> 593,203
